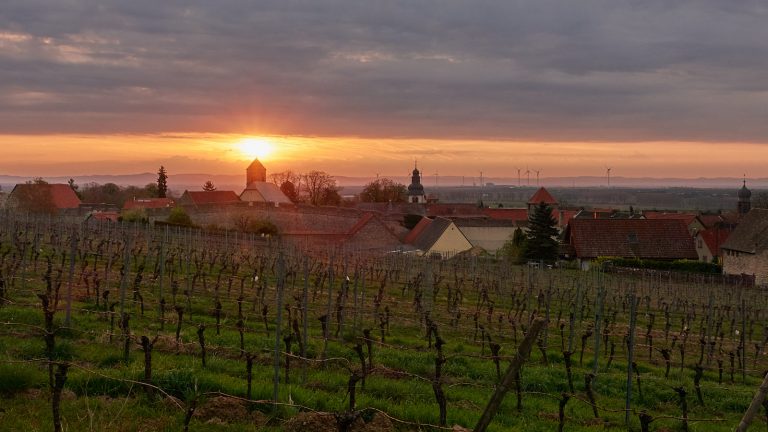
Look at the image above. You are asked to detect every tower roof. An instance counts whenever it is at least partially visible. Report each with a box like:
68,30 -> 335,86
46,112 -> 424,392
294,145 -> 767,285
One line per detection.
527,187 -> 558,205
248,158 -> 266,171
738,180 -> 751,200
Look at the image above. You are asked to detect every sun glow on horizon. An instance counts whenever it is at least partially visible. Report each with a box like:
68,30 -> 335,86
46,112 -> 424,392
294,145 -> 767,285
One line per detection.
237,138 -> 274,160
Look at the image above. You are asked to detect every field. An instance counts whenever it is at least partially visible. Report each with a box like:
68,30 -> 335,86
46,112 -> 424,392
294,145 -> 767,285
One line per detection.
1,213 -> 767,431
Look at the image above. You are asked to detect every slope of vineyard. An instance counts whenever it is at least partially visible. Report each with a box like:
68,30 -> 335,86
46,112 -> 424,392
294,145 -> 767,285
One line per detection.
0,213 -> 766,431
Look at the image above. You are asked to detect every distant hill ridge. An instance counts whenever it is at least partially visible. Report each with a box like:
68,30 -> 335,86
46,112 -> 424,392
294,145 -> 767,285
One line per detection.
1,173 -> 766,190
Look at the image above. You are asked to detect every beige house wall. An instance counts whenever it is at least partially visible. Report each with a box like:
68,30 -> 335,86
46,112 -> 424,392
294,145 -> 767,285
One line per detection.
694,233 -> 714,263
427,223 -> 473,256
458,226 -> 517,253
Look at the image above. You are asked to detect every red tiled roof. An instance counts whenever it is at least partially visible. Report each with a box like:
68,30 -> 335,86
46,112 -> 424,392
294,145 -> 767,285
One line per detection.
403,217 -> 432,244
699,226 -> 734,257
559,210 -> 579,225
483,208 -> 529,222
123,198 -> 175,210
182,190 -> 241,205
698,214 -> 731,229
567,219 -> 697,260
426,203 -> 485,217
49,184 -> 82,209
12,183 -> 81,209
643,211 -> 698,226
527,187 -> 558,205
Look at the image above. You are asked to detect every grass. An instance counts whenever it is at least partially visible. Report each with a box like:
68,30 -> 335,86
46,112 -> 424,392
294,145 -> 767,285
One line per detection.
1,227 -> 768,431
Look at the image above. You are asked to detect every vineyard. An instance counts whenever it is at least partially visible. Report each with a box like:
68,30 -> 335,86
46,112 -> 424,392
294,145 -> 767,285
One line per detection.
2,212 -> 768,431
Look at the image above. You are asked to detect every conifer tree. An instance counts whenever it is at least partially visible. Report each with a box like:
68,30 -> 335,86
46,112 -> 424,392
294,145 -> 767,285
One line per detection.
157,166 -> 168,198
202,180 -> 216,191
524,202 -> 559,263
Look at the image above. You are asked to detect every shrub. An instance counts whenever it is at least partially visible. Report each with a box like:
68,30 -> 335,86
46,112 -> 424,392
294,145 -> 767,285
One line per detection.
167,207 -> 193,227
246,219 -> 279,236
594,256 -> 721,274
120,209 -> 148,224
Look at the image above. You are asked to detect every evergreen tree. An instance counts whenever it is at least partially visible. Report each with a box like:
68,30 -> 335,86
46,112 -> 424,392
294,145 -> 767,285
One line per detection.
523,202 -> 559,263
157,166 -> 168,198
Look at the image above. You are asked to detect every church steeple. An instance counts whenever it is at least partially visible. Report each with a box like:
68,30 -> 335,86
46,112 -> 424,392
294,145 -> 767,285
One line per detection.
407,161 -> 426,204
246,158 -> 267,186
738,176 -> 751,215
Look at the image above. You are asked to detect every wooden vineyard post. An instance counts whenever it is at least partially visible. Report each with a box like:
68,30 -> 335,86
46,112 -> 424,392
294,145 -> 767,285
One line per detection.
119,236 -> 131,317
158,225 -> 167,326
625,289 -> 639,426
302,255 -> 309,382
273,253 -> 286,411
742,298 -> 747,383
323,256 -> 334,361
65,228 -> 76,326
737,371 -> 768,432
593,272 -> 607,374
474,318 -> 546,432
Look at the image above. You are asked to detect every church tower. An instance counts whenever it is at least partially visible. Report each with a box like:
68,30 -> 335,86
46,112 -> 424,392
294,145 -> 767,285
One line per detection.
738,178 -> 751,215
246,158 -> 267,186
407,162 -> 427,204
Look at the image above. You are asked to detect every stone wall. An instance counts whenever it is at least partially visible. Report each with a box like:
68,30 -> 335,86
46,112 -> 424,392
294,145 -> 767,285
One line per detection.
188,205 -> 364,234
723,250 -> 768,285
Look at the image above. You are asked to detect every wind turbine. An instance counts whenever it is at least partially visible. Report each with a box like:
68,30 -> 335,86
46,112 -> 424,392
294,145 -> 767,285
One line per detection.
605,166 -> 612,187
534,169 -> 541,186
433,171 -> 439,187
525,167 -> 531,186
516,168 -> 521,187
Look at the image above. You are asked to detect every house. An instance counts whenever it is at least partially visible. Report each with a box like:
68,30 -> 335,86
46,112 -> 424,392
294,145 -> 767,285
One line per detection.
281,212 -> 403,253
344,213 -> 403,251
695,225 -> 734,264
527,187 -> 558,214
483,208 -> 529,225
721,209 -> 768,285
123,197 -> 175,210
178,190 -> 241,208
404,217 -> 473,257
453,218 -> 519,254
240,182 -> 293,207
564,219 -> 697,269
643,211 -> 704,236
7,183 -> 81,213
239,157 -> 294,206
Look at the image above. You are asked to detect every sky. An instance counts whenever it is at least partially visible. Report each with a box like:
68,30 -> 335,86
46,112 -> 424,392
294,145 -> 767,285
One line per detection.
1,1 -> 767,179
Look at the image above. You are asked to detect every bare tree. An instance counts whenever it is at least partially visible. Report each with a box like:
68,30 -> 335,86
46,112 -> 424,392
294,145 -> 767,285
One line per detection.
360,178 -> 406,203
302,171 -> 339,206
269,170 -> 299,187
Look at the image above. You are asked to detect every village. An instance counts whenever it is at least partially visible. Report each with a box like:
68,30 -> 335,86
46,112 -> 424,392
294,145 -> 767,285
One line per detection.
1,157 -> 763,284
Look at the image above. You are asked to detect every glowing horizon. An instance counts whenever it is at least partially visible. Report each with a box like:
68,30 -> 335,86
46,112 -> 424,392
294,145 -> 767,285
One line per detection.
0,133 -> 765,182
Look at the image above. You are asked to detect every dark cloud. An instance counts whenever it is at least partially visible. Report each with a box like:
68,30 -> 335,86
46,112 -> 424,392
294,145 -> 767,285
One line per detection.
1,0 -> 767,141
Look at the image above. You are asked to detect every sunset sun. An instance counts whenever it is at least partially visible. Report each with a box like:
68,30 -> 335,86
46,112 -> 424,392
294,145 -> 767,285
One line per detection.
238,138 -> 274,160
